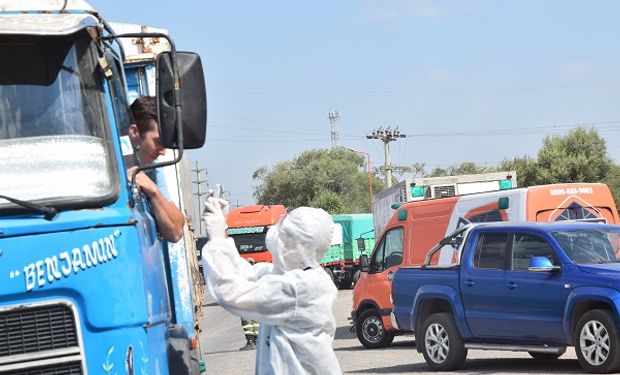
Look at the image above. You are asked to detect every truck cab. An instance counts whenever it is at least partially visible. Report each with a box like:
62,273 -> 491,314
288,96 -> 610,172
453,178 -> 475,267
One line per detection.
225,205 -> 287,264
0,2 -> 206,373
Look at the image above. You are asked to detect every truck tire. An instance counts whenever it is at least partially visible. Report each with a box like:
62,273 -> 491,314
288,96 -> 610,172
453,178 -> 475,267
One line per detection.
340,277 -> 353,290
355,309 -> 394,349
574,309 -> 620,373
420,313 -> 467,371
528,349 -> 565,361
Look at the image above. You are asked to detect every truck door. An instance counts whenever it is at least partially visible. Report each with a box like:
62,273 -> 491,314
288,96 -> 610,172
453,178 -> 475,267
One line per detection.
461,230 -> 568,339
364,227 -> 404,315
460,231 -> 510,337
502,232 -> 568,340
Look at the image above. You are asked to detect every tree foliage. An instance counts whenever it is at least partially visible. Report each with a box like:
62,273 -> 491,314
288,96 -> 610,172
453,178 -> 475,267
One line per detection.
535,128 -> 613,184
252,148 -> 384,214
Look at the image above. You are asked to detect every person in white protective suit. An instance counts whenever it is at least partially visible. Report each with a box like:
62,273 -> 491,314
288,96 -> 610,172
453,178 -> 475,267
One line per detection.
201,197 -> 342,375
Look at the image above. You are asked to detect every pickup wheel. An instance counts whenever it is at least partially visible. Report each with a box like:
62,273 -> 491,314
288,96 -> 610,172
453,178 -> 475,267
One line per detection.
355,309 -> 394,349
574,309 -> 620,373
421,313 -> 467,371
528,349 -> 565,361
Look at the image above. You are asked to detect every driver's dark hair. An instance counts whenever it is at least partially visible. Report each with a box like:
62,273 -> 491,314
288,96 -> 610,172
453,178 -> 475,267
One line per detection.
130,96 -> 157,133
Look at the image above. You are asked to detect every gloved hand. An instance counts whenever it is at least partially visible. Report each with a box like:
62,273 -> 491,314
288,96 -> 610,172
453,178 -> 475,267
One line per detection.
202,197 -> 229,239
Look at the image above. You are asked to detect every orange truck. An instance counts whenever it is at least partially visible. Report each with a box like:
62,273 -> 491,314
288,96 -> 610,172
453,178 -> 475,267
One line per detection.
225,205 -> 287,264
351,182 -> 620,348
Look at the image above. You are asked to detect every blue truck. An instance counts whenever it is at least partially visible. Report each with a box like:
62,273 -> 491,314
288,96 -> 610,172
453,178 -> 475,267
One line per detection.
0,1 -> 207,374
392,221 -> 620,373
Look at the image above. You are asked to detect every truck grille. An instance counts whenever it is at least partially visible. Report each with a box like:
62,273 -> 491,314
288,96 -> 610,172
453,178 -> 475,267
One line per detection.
5,362 -> 82,375
0,304 -> 78,356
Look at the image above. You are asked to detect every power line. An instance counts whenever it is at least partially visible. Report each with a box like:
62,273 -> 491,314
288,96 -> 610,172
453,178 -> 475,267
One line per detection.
208,81 -> 620,94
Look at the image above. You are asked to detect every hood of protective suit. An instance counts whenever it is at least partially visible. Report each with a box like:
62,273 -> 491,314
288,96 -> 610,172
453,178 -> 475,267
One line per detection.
265,207 -> 334,274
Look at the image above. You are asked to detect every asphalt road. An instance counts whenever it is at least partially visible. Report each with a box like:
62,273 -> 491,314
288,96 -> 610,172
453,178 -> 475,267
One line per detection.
199,289 -> 583,374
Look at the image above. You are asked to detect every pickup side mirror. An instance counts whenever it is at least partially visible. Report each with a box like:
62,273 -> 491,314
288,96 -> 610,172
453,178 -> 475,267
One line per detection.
528,256 -> 561,272
157,51 -> 207,149
359,254 -> 370,272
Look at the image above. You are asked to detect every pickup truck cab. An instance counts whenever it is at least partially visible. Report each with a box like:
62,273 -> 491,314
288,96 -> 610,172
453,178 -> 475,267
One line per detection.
392,221 -> 620,373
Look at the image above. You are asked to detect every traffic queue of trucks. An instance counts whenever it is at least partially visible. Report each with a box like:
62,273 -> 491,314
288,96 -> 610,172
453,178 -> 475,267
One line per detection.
0,1 -> 207,373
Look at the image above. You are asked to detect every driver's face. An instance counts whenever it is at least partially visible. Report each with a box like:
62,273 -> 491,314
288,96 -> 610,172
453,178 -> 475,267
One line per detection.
139,120 -> 166,165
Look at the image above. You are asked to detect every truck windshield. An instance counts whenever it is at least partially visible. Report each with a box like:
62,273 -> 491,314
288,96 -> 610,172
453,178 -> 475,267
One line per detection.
229,232 -> 268,254
553,228 -> 620,265
0,30 -> 115,209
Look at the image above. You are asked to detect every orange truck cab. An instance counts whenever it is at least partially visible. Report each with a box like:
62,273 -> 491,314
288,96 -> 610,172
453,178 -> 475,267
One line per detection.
351,182 -> 620,348
226,205 -> 287,264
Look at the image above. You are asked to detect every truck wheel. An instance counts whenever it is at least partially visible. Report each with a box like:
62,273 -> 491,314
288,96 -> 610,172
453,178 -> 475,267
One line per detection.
340,277 -> 353,290
528,349 -> 565,360
421,313 -> 467,371
355,309 -> 394,349
574,310 -> 620,373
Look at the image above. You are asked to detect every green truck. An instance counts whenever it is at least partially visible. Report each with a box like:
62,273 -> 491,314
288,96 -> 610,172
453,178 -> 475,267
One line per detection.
321,214 -> 375,289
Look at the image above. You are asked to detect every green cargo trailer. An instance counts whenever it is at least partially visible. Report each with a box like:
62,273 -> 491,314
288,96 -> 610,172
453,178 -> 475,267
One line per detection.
321,214 -> 375,289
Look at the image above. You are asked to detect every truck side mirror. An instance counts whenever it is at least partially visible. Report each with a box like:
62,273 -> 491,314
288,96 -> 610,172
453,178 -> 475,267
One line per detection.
357,238 -> 366,252
157,51 -> 207,149
528,256 -> 561,272
360,254 -> 370,272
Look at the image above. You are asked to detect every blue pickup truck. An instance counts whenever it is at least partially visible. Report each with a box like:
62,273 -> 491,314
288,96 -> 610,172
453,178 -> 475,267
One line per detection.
391,221 -> 620,373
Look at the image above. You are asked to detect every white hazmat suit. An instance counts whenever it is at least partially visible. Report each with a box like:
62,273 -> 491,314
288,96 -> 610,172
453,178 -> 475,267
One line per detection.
201,198 -> 342,375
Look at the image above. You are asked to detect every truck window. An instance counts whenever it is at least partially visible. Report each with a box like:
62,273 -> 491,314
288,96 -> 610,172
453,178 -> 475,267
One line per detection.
473,233 -> 508,269
553,228 -> 620,265
370,227 -> 403,272
511,233 -> 559,271
0,30 -> 116,208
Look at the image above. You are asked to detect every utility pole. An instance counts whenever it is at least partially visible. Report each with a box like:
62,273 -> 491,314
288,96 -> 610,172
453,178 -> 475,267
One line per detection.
191,161 -> 208,236
327,110 -> 340,148
366,127 -> 406,187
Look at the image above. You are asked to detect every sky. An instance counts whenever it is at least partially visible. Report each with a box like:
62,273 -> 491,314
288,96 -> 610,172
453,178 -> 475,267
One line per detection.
90,0 -> 620,210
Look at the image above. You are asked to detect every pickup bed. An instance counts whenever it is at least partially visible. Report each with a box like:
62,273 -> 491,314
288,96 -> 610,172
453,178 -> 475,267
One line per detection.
391,221 -> 620,373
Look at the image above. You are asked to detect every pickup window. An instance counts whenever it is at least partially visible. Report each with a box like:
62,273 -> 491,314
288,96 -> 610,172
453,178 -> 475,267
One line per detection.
553,228 -> 620,265
511,233 -> 559,270
370,227 -> 403,272
474,233 -> 508,269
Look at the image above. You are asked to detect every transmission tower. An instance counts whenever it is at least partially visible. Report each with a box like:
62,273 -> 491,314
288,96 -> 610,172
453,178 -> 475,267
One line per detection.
366,127 -> 407,187
191,160 -> 208,236
327,110 -> 340,148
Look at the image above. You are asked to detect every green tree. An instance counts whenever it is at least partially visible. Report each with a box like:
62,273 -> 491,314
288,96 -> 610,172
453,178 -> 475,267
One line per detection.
535,128 -> 613,184
252,148 -> 384,214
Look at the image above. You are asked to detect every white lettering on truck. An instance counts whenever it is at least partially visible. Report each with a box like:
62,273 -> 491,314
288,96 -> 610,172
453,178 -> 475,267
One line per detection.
12,230 -> 121,292
549,187 -> 594,196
